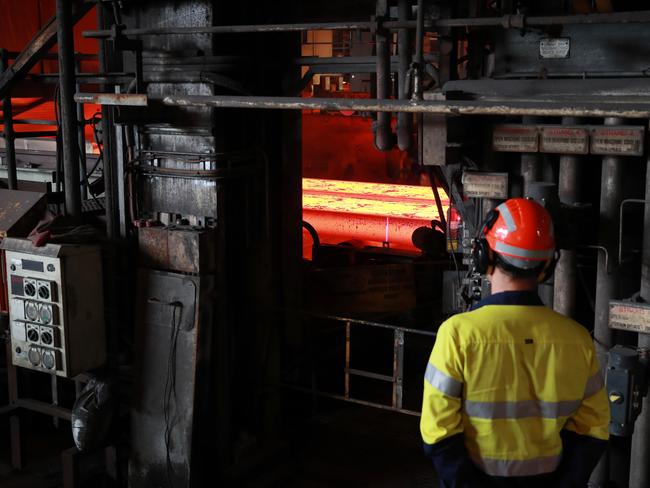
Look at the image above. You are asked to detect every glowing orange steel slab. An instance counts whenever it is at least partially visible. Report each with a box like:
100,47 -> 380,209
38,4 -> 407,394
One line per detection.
302,178 -> 449,254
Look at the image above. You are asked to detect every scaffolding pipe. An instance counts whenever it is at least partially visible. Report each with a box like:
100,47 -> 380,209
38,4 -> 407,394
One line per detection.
396,0 -> 412,151
591,117 -> 625,487
57,0 -> 81,217
75,92 -> 650,119
75,60 -> 87,199
82,10 -> 650,38
374,0 -> 393,151
97,3 -> 119,239
554,117 -> 581,318
629,136 -> 650,488
1,50 -> 17,190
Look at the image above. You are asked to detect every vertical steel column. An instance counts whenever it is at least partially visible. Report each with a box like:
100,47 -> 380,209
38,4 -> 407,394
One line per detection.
521,117 -> 543,199
344,321 -> 351,400
392,329 -> 404,409
374,0 -> 393,151
591,117 -> 625,487
97,3 -> 119,238
75,59 -> 87,200
56,0 -> 81,217
629,141 -> 650,488
396,0 -> 412,151
1,50 -> 17,190
554,117 -> 581,317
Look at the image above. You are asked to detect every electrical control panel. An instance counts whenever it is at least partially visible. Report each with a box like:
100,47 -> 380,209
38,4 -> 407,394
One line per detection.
1,238 -> 105,378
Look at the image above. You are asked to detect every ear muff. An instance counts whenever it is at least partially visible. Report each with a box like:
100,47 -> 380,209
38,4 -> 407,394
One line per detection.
471,239 -> 493,275
537,250 -> 560,283
471,210 -> 499,275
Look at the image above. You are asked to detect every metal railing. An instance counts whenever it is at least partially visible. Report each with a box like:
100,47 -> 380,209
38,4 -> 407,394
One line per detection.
286,312 -> 436,417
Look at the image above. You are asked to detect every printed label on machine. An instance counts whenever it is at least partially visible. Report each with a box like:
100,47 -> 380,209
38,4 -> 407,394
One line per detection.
591,127 -> 645,156
461,172 -> 509,199
492,125 -> 538,152
608,301 -> 650,334
539,126 -> 589,154
539,38 -> 571,59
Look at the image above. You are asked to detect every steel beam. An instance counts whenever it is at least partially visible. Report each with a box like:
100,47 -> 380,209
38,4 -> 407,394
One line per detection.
591,117 -> 625,487
396,0 -> 412,151
554,117 -> 582,318
57,0 -> 81,217
82,10 -> 650,38
1,50 -> 17,189
153,94 -> 650,118
0,1 -> 92,99
374,0 -> 393,151
630,128 -> 650,488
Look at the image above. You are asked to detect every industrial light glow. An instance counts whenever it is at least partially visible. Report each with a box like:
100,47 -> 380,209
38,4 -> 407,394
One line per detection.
302,178 -> 449,254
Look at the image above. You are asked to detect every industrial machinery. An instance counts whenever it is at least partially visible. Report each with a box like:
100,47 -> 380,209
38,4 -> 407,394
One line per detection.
2,238 -> 105,378
4,1 -> 650,487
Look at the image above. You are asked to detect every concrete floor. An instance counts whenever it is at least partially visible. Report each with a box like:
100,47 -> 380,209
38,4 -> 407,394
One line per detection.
0,403 -> 436,487
280,404 -> 437,488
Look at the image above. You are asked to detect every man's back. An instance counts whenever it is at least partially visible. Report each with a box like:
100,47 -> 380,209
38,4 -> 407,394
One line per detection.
420,291 -> 609,486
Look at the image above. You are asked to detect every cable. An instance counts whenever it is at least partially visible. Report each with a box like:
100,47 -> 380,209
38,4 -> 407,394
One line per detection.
163,301 -> 182,488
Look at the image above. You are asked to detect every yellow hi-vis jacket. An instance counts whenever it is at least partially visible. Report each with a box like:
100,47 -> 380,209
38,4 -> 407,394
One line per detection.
420,298 -> 610,478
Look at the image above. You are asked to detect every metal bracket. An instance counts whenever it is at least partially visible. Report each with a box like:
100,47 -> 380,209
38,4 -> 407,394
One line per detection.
618,198 -> 650,265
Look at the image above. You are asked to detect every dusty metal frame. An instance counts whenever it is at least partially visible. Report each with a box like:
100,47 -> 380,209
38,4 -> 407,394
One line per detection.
290,313 -> 435,417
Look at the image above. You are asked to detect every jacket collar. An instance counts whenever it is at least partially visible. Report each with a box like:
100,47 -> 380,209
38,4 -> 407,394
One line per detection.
471,290 -> 544,311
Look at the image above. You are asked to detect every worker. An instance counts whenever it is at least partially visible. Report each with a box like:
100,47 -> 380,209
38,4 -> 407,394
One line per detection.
420,198 -> 610,488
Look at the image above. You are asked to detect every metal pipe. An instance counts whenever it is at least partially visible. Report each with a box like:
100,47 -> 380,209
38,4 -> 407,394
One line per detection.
77,91 -> 650,118
396,0 -> 412,151
414,0 -> 425,69
374,0 -> 393,151
618,199 -> 650,265
150,94 -> 650,118
1,50 -> 17,189
629,141 -> 650,488
97,2 -> 119,239
82,11 -> 650,39
56,0 -> 81,217
591,117 -> 625,487
521,116 -> 543,199
75,59 -> 87,199
554,117 -> 582,318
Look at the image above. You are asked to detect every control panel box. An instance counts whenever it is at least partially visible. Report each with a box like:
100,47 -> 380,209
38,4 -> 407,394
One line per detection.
1,238 -> 105,378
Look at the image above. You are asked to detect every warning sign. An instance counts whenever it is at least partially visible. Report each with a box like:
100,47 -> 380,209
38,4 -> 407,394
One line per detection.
609,301 -> 650,334
539,38 -> 571,59
540,126 -> 589,154
591,127 -> 644,156
493,125 -> 538,153
462,172 -> 509,199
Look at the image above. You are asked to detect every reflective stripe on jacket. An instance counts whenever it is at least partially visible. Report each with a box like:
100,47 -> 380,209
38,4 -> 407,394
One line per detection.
420,295 -> 610,478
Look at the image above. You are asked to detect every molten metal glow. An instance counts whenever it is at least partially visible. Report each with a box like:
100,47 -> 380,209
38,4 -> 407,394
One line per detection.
303,178 -> 449,255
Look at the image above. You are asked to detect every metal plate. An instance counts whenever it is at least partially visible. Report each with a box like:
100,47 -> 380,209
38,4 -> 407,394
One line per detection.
0,190 -> 46,237
591,126 -> 645,156
461,172 -> 508,199
539,126 -> 589,154
492,125 -> 538,153
539,38 -> 570,59
609,300 -> 650,333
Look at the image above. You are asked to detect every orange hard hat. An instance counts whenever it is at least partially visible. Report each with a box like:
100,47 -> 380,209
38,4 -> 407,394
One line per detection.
484,198 -> 555,270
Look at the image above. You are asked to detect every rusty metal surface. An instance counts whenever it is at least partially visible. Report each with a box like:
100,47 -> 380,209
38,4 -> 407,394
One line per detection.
0,189 -> 46,237
74,93 -> 148,106
155,94 -> 650,118
78,89 -> 650,118
493,24 -> 650,78
138,225 -> 217,274
130,269 -> 214,488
